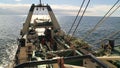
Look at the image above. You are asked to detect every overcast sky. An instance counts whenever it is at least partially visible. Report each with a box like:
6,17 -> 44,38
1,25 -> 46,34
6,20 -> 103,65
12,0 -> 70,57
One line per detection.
0,0 -> 120,16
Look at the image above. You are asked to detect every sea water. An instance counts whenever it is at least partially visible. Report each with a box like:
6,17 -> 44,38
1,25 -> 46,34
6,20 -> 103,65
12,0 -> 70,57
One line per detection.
0,15 -> 120,67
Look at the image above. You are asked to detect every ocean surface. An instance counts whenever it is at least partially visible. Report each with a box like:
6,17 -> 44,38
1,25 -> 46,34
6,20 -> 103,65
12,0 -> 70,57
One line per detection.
0,15 -> 120,67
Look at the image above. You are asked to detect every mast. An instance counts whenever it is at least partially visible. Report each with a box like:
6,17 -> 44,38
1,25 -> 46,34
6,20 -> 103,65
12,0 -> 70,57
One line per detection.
39,0 -> 42,5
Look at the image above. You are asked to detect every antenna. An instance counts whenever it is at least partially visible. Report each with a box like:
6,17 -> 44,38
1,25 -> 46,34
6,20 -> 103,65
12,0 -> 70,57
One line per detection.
39,0 -> 42,5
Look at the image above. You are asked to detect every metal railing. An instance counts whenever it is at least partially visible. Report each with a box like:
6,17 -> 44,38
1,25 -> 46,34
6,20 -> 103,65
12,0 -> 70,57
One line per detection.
14,54 -> 109,68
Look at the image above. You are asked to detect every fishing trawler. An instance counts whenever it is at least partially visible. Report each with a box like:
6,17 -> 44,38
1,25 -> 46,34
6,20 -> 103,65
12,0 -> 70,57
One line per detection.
7,0 -> 120,68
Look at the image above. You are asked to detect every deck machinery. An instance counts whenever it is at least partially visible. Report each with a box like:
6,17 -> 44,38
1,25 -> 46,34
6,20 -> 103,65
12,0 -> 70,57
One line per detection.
12,3 -> 120,68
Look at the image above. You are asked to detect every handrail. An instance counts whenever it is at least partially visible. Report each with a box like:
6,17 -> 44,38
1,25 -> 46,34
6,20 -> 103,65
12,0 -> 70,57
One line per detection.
14,54 -> 109,68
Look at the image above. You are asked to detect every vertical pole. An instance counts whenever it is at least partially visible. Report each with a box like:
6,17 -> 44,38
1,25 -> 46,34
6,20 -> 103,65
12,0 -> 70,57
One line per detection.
109,40 -> 114,51
40,0 -> 41,5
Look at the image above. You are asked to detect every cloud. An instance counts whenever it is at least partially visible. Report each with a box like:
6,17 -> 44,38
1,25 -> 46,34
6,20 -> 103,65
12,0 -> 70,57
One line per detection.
51,5 -> 79,16
50,4 -> 120,16
0,4 -> 30,15
87,5 -> 120,16
15,0 -> 22,2
0,3 -> 30,7
85,5 -> 112,16
0,4 -> 119,16
51,5 -> 79,11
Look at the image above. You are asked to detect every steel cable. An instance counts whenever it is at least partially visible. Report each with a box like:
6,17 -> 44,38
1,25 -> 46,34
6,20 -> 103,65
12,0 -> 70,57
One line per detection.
67,0 -> 85,35
93,30 -> 120,45
71,0 -> 91,37
92,5 -> 120,45
83,0 -> 120,40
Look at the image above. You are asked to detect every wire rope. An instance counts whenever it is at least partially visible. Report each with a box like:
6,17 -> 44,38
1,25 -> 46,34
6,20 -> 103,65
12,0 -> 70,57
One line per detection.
71,0 -> 91,38
93,30 -> 120,45
83,0 -> 120,40
67,0 -> 85,35
91,5 -> 120,45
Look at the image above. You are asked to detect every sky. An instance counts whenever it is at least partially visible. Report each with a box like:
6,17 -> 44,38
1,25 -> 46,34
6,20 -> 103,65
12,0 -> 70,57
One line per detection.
0,0 -> 120,16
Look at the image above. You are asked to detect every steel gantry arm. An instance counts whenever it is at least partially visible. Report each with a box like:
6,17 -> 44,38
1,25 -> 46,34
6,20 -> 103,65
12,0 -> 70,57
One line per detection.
47,5 -> 61,30
21,4 -> 60,36
22,4 -> 35,36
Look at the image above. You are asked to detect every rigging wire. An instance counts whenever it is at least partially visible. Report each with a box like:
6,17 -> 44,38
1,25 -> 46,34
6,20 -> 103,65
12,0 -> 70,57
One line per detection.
67,0 -> 85,35
71,0 -> 91,38
91,4 -> 120,45
82,0 -> 120,40
93,30 -> 120,45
